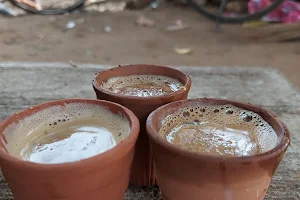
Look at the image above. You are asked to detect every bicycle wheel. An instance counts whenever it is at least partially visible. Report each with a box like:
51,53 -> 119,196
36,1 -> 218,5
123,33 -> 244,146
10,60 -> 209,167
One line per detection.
186,0 -> 285,23
10,0 -> 85,15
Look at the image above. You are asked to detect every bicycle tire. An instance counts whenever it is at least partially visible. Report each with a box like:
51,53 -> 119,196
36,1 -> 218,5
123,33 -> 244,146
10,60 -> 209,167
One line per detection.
9,0 -> 85,15
186,0 -> 285,23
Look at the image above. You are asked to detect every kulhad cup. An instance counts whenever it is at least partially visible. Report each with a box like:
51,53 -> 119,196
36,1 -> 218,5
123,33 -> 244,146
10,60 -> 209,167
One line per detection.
146,98 -> 290,200
92,64 -> 192,186
0,99 -> 139,200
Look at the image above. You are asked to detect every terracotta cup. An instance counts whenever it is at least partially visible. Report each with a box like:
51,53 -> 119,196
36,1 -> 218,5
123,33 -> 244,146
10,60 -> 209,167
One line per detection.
146,98 -> 290,200
92,64 -> 192,186
0,99 -> 139,200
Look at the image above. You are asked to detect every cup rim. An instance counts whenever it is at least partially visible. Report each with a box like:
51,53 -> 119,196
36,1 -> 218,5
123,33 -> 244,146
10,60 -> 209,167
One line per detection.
146,98 -> 290,163
92,64 -> 192,102
0,99 -> 140,171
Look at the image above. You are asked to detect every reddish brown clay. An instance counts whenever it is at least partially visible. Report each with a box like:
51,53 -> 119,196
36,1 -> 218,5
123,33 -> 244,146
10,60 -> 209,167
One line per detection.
146,98 -> 290,200
92,64 -> 192,186
0,99 -> 139,200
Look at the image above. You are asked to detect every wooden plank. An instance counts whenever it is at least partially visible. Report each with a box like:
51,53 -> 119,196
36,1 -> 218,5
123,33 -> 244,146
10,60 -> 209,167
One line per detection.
243,23 -> 300,42
0,63 -> 299,199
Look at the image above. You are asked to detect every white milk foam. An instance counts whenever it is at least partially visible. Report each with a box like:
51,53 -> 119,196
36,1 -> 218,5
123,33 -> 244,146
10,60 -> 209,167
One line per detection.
159,105 -> 279,156
3,103 -> 130,164
100,75 -> 184,97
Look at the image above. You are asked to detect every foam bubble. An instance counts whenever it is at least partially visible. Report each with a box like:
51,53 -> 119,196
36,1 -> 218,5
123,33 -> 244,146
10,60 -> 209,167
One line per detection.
159,104 -> 278,156
100,75 -> 184,97
25,126 -> 117,164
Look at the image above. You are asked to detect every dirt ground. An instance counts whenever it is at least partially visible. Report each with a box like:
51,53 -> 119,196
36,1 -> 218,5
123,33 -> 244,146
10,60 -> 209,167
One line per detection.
0,3 -> 300,88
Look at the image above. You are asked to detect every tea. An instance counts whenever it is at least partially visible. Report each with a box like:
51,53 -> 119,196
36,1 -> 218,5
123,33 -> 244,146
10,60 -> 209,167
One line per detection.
159,105 -> 278,156
4,103 -> 130,164
101,75 -> 183,97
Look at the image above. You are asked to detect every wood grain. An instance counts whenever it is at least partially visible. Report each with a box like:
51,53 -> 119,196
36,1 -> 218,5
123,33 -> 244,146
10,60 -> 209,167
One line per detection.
0,63 -> 299,200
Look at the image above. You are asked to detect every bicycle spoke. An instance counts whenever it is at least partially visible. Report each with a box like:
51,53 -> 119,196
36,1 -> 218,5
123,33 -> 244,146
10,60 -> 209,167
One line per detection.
10,0 -> 85,14
186,0 -> 285,23
216,0 -> 227,29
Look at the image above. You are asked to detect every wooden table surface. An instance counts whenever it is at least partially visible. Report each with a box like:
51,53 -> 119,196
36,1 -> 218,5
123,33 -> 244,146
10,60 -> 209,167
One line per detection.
0,62 -> 299,200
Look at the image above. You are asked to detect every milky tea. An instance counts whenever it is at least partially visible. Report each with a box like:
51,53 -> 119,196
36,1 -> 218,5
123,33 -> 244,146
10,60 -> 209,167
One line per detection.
159,104 -> 279,156
100,75 -> 184,97
3,103 -> 130,164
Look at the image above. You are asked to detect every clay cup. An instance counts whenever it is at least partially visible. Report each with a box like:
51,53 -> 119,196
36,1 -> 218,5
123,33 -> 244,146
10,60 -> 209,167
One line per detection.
0,99 -> 139,200
92,64 -> 192,186
146,98 -> 290,200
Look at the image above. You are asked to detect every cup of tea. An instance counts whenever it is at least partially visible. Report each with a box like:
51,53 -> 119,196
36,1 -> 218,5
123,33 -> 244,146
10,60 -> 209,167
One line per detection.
146,98 -> 290,200
0,99 -> 139,200
92,64 -> 192,186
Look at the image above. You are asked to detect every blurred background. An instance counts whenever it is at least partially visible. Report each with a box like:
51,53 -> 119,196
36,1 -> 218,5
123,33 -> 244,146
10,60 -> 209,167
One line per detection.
0,0 -> 299,87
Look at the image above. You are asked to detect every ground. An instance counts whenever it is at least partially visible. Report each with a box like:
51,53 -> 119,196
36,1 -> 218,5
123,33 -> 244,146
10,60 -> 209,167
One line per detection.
0,3 -> 300,88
